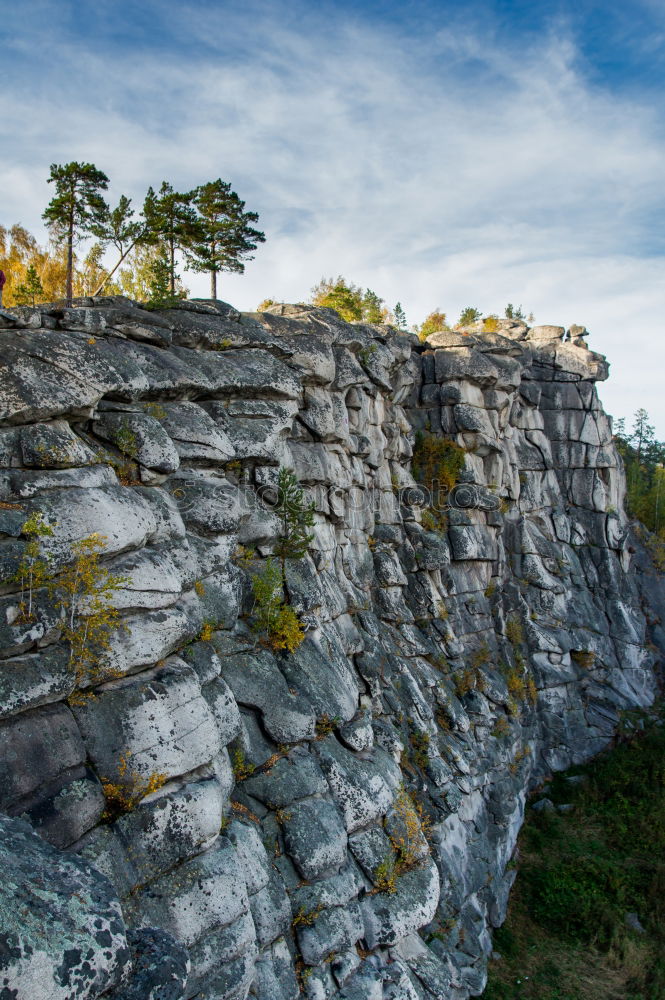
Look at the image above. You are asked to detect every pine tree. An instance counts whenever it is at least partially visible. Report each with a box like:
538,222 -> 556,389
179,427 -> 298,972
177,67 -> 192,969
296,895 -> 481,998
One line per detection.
15,265 -> 44,306
614,408 -> 665,534
393,302 -> 408,331
630,409 -> 654,464
362,289 -> 387,324
188,180 -> 265,299
42,162 -> 109,306
89,194 -> 146,296
273,467 -> 315,572
142,182 -> 199,295
458,306 -> 481,326
147,249 -> 177,307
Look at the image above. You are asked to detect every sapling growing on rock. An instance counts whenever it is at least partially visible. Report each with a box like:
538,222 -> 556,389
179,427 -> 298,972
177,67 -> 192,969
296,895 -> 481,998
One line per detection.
250,557 -> 304,653
273,467 -> 315,573
51,533 -> 129,689
100,751 -> 167,821
247,467 -> 314,652
12,512 -> 54,623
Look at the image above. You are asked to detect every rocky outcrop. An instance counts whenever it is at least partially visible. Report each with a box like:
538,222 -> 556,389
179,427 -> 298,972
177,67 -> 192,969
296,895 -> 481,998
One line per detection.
0,297 -> 661,999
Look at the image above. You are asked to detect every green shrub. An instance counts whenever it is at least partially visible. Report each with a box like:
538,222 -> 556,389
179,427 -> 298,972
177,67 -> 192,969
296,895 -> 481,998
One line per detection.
412,432 -> 466,496
373,855 -> 397,894
458,306 -> 481,326
410,730 -> 430,768
52,533 -> 129,690
250,558 -> 304,653
505,615 -> 524,647
248,467 -> 313,654
524,856 -> 623,946
484,707 -> 665,999
412,432 -> 466,531
416,309 -> 448,342
273,467 -> 315,567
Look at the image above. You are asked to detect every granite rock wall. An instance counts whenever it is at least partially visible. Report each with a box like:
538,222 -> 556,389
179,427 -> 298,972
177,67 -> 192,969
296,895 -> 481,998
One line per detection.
0,298 -> 661,1000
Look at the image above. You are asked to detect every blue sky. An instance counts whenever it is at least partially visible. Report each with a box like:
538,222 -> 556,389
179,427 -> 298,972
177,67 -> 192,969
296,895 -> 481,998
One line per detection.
2,0 -> 664,432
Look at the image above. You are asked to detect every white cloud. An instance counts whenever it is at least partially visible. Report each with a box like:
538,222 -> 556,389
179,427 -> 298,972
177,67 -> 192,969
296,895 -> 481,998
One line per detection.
2,1 -> 665,428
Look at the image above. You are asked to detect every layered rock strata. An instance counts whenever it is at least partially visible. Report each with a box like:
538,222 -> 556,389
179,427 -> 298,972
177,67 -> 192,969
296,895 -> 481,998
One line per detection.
0,298 -> 661,1000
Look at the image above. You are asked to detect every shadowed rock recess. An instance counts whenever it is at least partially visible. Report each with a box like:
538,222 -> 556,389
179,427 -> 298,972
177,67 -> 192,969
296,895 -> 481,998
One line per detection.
0,298 -> 663,1000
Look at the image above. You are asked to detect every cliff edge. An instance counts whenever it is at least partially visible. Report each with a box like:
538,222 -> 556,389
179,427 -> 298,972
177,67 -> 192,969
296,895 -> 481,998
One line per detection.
0,298 -> 662,1000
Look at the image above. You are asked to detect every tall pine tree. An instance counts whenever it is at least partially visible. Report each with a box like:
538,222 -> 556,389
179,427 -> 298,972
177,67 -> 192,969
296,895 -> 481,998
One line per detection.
142,182 -> 199,295
187,180 -> 265,299
42,162 -> 109,305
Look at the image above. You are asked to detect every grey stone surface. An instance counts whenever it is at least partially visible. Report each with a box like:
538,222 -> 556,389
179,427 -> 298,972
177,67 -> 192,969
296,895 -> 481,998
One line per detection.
0,813 -> 129,1000
0,299 -> 661,1000
72,659 -> 222,785
107,927 -> 190,1000
282,798 -> 349,880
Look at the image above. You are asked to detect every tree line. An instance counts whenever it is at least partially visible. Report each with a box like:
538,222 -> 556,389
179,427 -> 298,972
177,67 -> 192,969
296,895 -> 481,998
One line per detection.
614,409 -> 665,541
2,162 -> 265,307
259,275 -> 533,340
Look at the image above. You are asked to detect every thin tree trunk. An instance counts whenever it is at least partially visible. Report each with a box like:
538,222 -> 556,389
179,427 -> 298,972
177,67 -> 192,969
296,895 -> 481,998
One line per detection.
170,238 -> 175,295
92,241 -> 137,298
66,216 -> 74,307
211,269 -> 217,299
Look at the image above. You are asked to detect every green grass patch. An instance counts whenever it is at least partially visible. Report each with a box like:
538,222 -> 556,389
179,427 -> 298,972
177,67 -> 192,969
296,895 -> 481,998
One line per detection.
483,707 -> 665,1000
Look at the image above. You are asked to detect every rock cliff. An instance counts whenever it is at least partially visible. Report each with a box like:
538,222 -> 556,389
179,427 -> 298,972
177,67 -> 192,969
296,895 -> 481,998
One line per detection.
0,298 -> 662,1000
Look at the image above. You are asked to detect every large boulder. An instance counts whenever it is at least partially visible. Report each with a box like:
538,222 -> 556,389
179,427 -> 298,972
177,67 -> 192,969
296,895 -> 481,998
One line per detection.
0,814 -> 129,1000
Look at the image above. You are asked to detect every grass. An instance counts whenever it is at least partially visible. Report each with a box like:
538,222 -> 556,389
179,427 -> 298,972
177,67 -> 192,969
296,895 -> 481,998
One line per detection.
483,707 -> 665,1000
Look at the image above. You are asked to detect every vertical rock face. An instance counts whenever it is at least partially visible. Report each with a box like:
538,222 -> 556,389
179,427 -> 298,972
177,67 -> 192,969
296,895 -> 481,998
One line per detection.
0,299 -> 661,1000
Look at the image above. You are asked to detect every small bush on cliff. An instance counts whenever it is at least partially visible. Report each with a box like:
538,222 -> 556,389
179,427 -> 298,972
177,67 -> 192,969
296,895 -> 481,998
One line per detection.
231,748 -> 255,781
310,276 -> 391,324
412,432 -> 466,499
412,432 -> 466,531
247,467 -> 313,653
416,309 -> 448,342
250,558 -> 304,653
505,614 -> 525,648
373,855 -> 398,894
51,534 -> 129,689
273,467 -> 315,570
387,786 -> 431,873
101,751 -> 167,821
458,306 -> 481,326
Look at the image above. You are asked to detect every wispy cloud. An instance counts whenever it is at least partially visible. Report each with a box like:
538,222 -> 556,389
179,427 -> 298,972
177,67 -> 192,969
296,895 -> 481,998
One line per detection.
2,0 -> 664,427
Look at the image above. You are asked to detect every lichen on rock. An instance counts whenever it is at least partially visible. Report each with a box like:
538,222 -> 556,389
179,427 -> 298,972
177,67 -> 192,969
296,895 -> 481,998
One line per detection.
0,296 -> 662,999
